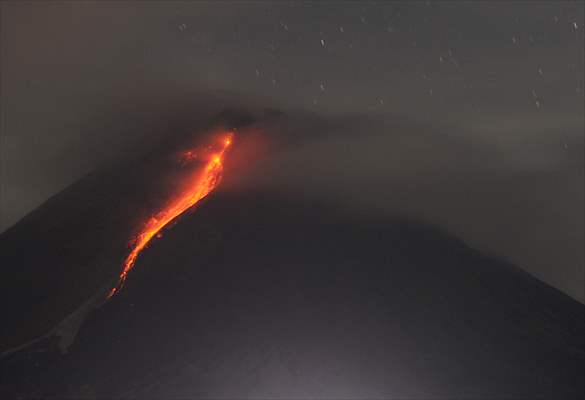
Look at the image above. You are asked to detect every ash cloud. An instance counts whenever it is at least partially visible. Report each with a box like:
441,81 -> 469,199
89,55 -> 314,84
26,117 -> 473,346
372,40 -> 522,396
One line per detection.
227,112 -> 584,302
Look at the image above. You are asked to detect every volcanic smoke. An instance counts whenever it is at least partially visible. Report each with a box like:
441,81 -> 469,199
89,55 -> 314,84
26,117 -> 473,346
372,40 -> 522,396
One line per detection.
107,132 -> 234,299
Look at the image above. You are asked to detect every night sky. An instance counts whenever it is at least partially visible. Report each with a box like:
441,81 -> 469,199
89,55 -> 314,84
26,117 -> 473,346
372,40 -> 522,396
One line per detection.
1,1 -> 583,302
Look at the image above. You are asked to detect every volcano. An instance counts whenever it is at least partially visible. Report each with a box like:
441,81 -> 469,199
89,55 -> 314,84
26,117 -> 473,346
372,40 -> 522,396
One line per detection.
0,124 -> 583,398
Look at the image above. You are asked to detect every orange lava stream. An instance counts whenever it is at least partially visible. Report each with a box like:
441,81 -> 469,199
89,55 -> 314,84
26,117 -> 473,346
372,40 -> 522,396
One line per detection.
107,133 -> 233,298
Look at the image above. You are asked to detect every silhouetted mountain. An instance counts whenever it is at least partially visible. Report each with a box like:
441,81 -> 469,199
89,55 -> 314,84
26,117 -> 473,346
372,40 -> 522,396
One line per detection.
1,183 -> 583,398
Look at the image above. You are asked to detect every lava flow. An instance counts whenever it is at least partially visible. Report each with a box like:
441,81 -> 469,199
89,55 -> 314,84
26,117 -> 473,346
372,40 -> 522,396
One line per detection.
107,132 -> 234,299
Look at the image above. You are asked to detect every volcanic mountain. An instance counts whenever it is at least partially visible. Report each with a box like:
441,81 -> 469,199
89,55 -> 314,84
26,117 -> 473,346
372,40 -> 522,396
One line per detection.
0,119 -> 583,398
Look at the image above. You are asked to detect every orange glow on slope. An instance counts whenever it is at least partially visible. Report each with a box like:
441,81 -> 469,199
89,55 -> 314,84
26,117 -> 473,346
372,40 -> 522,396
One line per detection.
107,132 -> 234,298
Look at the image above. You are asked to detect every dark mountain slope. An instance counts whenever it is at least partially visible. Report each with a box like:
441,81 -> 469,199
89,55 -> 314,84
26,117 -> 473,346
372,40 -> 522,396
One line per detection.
1,188 -> 583,398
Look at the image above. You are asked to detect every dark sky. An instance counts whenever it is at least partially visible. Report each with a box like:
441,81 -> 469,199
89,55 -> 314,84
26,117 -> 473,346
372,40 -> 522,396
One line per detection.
0,1 -> 583,301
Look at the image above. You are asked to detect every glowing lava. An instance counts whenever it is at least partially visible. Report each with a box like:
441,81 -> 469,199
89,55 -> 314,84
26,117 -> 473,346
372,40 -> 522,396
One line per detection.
107,132 -> 234,298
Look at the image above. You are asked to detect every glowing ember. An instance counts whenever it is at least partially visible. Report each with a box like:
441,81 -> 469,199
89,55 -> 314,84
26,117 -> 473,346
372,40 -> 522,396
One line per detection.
180,150 -> 198,164
107,132 -> 234,298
